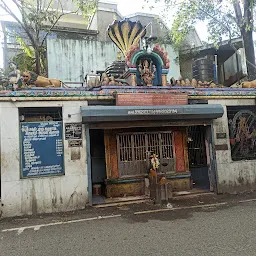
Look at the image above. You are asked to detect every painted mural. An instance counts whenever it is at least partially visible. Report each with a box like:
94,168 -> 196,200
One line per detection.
228,106 -> 256,161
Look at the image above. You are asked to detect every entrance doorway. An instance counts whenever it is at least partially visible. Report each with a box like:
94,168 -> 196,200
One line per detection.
90,129 -> 106,204
117,131 -> 175,176
188,126 -> 210,190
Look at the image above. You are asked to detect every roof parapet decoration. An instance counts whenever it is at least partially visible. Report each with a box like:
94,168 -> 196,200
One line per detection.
107,19 -> 146,57
125,44 -> 170,68
153,44 -> 170,69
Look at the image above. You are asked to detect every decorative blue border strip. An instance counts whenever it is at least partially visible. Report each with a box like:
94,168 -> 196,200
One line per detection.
0,86 -> 255,98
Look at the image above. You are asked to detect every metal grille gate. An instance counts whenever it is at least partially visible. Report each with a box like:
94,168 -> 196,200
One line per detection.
117,132 -> 175,177
188,126 -> 207,167
188,126 -> 209,189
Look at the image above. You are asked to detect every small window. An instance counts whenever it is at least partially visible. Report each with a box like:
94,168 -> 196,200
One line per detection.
19,107 -> 62,122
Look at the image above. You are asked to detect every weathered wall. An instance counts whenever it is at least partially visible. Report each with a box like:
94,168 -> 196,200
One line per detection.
0,100 -> 88,218
209,99 -> 256,194
127,14 -> 169,39
47,39 -> 120,83
47,38 -> 180,83
181,29 -> 202,49
180,58 -> 193,80
164,44 -> 181,80
51,0 -> 89,29
96,10 -> 122,42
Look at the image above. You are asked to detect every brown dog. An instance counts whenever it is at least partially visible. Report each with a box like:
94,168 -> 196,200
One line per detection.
22,71 -> 61,88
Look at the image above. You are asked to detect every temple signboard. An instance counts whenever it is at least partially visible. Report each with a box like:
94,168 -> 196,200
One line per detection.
116,93 -> 188,106
20,121 -> 64,178
127,108 -> 180,115
65,123 -> 82,140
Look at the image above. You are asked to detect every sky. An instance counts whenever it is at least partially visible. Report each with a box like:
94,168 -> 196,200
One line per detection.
0,0 -> 208,68
115,0 -> 208,41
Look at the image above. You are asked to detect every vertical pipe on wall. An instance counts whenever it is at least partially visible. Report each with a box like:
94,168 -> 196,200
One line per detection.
85,124 -> 92,206
210,122 -> 219,193
214,55 -> 218,84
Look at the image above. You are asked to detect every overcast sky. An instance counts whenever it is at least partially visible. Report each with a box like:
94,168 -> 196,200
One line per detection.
116,0 -> 207,41
0,0 -> 207,68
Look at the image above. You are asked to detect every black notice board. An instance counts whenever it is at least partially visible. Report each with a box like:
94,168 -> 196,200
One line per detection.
65,123 -> 82,140
21,121 -> 64,178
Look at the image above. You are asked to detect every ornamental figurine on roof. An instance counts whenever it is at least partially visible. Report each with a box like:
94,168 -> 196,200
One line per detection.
107,19 -> 170,86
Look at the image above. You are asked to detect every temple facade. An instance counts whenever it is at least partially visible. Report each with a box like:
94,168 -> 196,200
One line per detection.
0,19 -> 255,218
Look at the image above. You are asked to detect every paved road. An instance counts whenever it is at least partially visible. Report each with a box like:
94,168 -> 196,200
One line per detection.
1,201 -> 256,256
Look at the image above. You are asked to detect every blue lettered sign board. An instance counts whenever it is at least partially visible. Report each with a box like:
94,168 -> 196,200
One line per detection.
21,121 -> 64,178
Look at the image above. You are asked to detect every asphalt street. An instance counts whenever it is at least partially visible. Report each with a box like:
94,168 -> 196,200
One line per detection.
1,199 -> 256,256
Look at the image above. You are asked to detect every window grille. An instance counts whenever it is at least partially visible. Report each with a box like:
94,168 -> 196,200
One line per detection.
117,132 -> 175,177
188,126 -> 207,167
19,107 -> 62,122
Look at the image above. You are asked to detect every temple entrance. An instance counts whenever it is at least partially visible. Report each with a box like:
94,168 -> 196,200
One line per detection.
188,126 -> 210,190
117,131 -> 175,176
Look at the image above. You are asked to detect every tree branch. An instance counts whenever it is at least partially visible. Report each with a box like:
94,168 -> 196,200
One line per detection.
40,9 -> 79,47
0,0 -> 37,47
45,0 -> 54,13
243,0 -> 253,29
57,0 -> 65,14
196,5 -> 233,42
233,0 -> 243,28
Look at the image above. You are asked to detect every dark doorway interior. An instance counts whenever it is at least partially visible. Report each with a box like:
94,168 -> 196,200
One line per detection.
188,126 -> 210,190
90,129 -> 106,204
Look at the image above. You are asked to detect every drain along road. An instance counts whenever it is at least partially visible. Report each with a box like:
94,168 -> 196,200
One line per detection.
1,199 -> 256,256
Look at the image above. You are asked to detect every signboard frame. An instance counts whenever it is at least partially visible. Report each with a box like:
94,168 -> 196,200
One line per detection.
20,121 -> 65,179
65,123 -> 82,140
68,139 -> 83,148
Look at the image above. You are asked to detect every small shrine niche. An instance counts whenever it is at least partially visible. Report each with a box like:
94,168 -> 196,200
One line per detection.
137,56 -> 162,86
106,19 -> 170,87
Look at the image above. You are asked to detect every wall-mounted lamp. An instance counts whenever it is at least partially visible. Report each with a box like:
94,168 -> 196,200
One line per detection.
147,45 -> 152,54
140,22 -> 157,54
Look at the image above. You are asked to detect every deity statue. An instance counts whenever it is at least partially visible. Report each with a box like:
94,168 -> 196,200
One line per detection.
101,73 -> 110,85
8,62 -> 21,90
138,59 -> 156,86
109,76 -> 116,85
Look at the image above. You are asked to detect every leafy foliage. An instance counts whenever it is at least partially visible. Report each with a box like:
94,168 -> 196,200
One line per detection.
146,0 -> 256,79
0,68 -> 8,88
0,0 -> 98,74
147,0 -> 245,48
12,36 -> 47,74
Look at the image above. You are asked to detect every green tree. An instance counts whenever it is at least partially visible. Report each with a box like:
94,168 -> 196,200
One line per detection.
147,0 -> 256,80
0,0 -> 97,74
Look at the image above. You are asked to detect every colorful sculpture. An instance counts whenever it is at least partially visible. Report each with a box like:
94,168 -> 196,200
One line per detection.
107,19 -> 146,57
22,71 -> 61,88
100,73 -> 110,85
8,62 -> 21,90
138,59 -> 156,86
107,19 -> 171,86
241,80 -> 256,88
